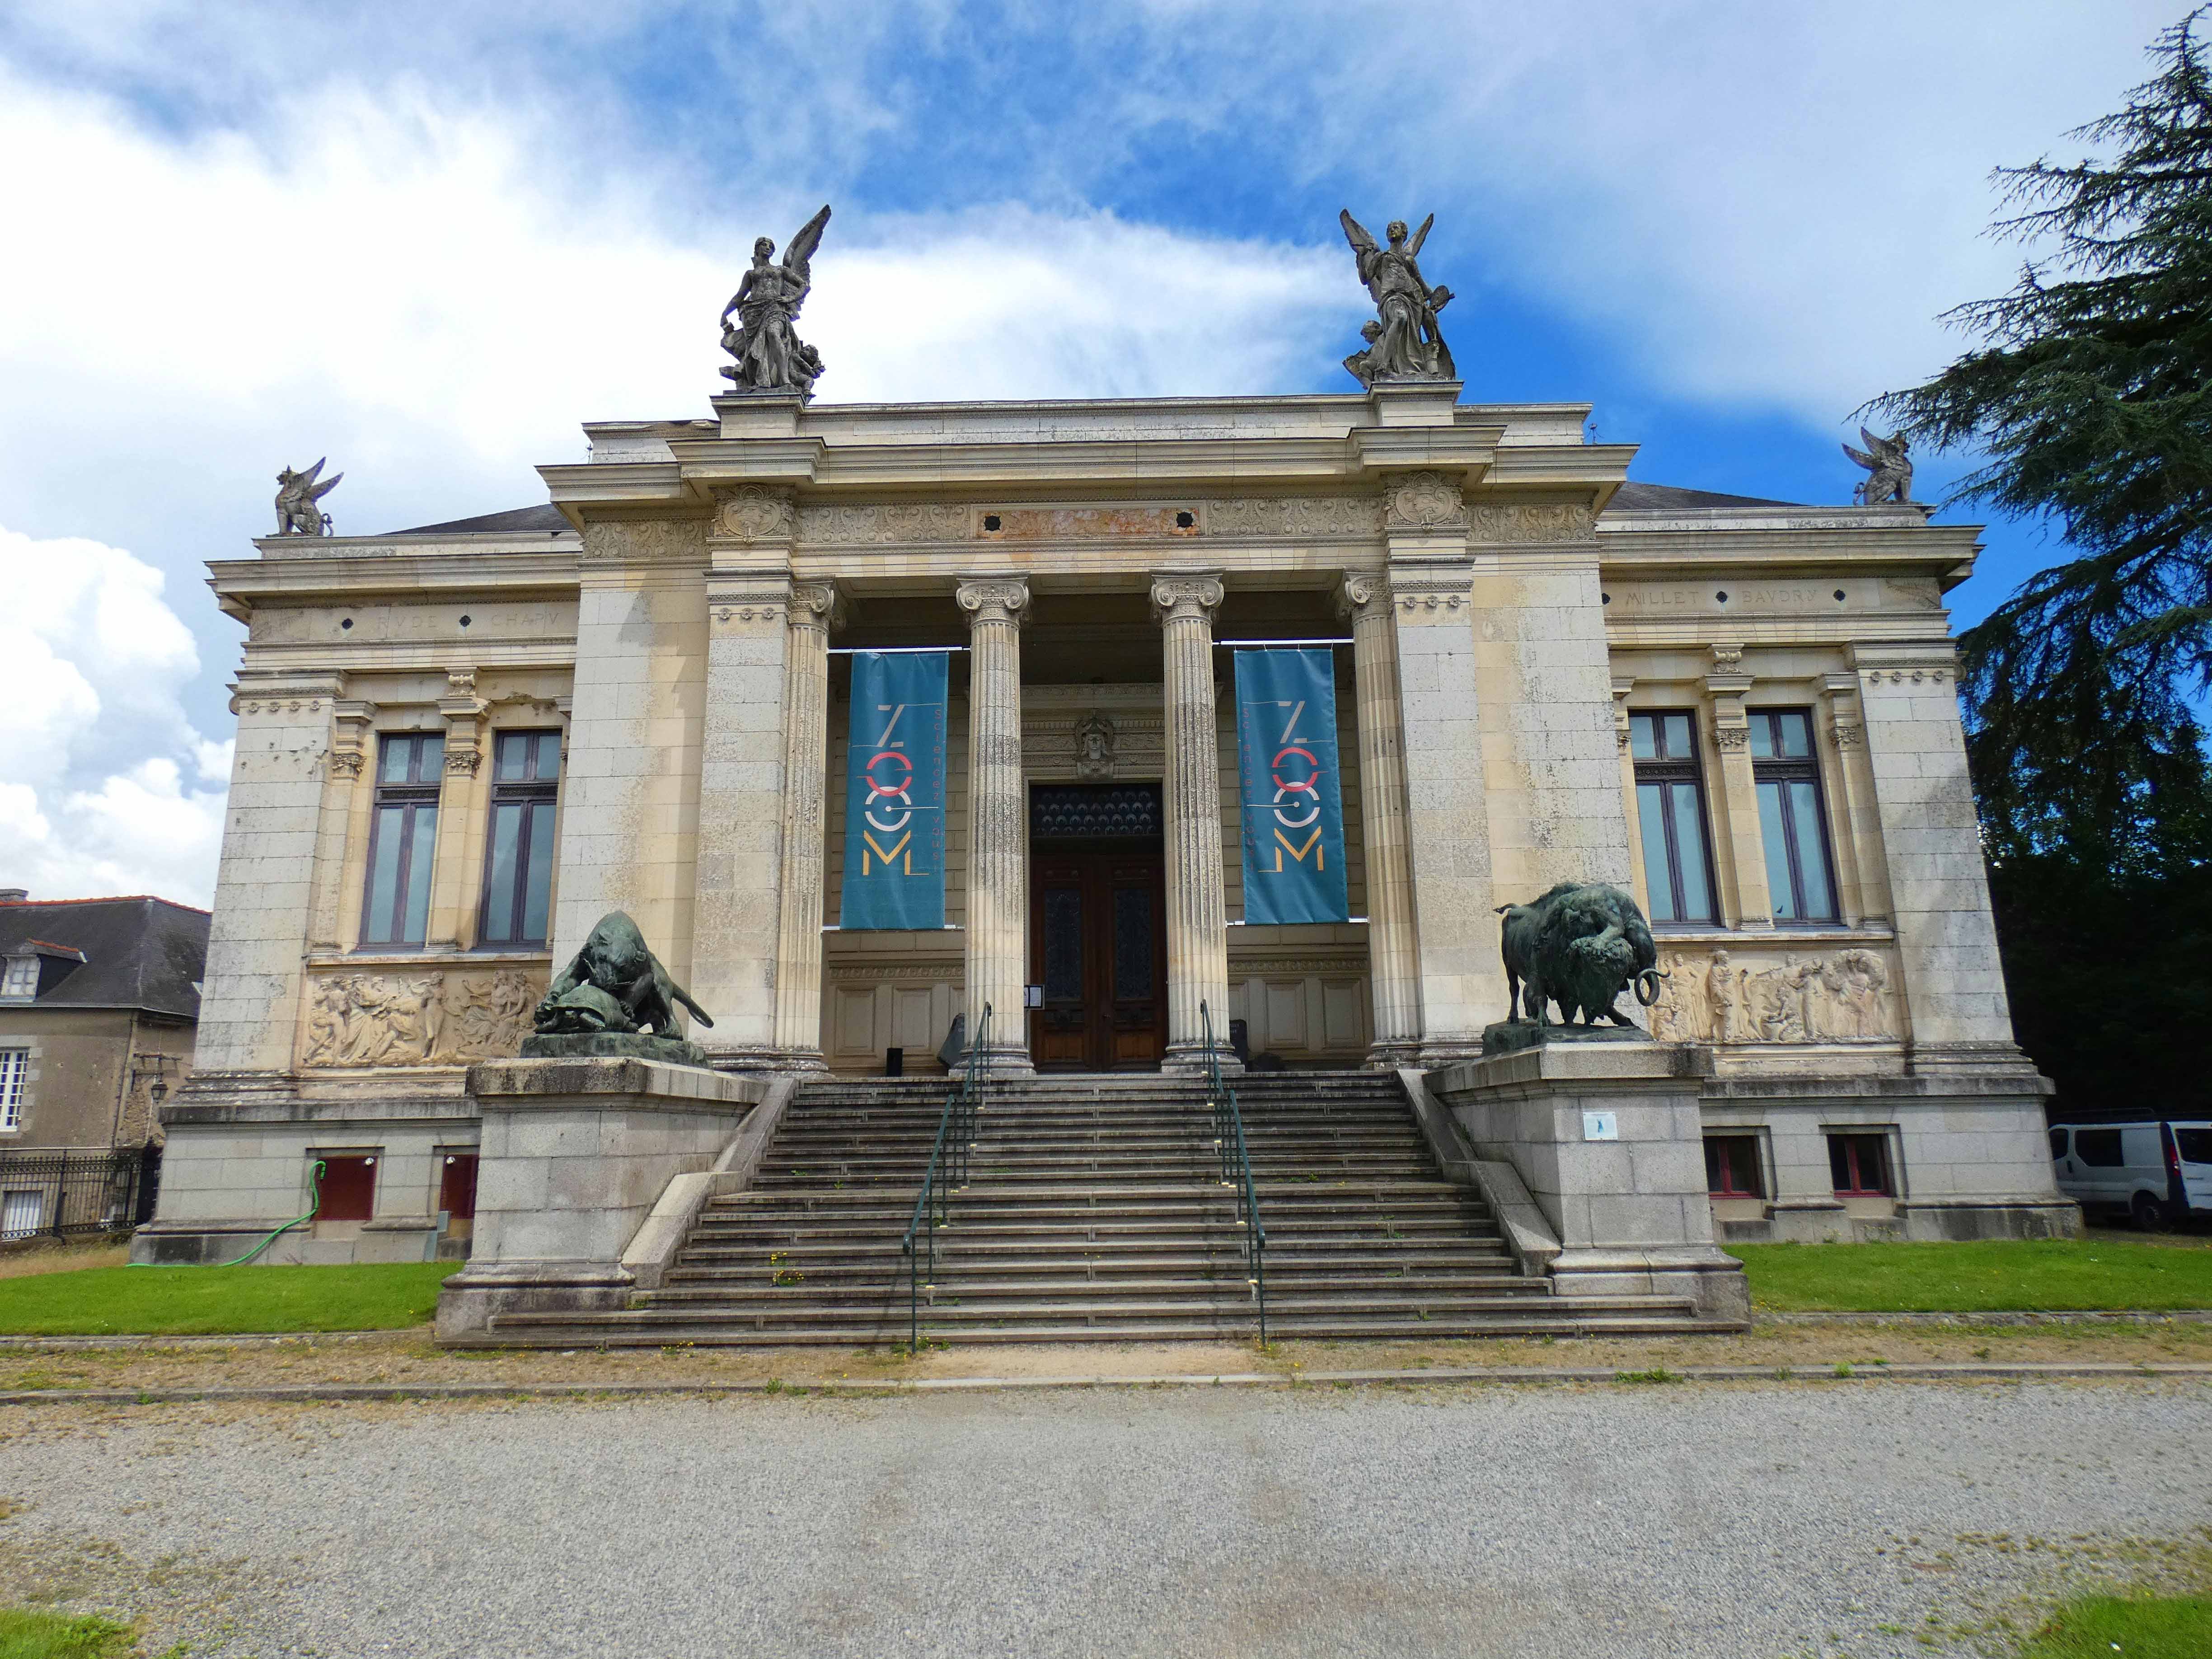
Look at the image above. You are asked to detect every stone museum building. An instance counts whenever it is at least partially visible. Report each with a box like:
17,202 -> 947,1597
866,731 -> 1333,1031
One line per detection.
136,225 -> 2075,1331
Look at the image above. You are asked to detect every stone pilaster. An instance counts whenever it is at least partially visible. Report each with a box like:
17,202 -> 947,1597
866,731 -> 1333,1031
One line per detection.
1820,672 -> 1886,927
1851,644 -> 2018,1055
305,698 -> 374,952
550,518 -> 710,994
1152,572 -> 1237,1074
1704,644 -> 1773,929
427,667 -> 489,950
957,575 -> 1034,1073
693,486 -> 801,1064
1336,572 -> 1421,1066
1611,676 -> 1653,920
771,580 -> 842,1068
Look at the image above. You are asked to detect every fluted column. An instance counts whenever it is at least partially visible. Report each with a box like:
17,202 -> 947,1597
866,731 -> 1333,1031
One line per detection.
1337,573 -> 1421,1066
771,581 -> 841,1067
1153,573 -> 1237,1074
956,576 -> 1034,1074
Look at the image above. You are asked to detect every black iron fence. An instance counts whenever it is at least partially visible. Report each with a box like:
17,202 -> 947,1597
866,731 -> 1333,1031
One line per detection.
0,1147 -> 159,1241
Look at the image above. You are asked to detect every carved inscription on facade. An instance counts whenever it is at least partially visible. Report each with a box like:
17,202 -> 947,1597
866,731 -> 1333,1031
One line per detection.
301,966 -> 547,1067
1646,947 -> 1892,1044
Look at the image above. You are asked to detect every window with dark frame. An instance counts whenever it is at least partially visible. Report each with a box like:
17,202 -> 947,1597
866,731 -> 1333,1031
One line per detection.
1629,711 -> 1719,923
1828,1132 -> 1892,1196
1704,1135 -> 1764,1199
359,733 -> 445,947
478,731 -> 562,948
1750,709 -> 1840,922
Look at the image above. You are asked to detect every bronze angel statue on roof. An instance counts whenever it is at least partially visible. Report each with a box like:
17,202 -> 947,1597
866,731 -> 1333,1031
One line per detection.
720,204 -> 832,397
274,458 -> 342,536
1339,209 -> 1456,385
1843,427 -> 1914,505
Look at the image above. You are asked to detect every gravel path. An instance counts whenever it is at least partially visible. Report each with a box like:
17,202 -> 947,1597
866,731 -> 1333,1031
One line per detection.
1,1380 -> 2207,1657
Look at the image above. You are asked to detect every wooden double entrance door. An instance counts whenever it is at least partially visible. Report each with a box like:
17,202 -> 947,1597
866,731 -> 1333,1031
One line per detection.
1030,846 -> 1167,1071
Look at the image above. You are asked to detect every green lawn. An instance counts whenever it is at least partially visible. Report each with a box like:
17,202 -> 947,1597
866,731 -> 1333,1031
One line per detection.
1730,1237 -> 2212,1312
0,1263 -> 451,1337
2017,1593 -> 2212,1658
0,1610 -> 132,1659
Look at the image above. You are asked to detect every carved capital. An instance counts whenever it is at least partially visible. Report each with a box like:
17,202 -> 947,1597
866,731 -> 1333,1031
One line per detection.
1710,643 -> 1744,674
327,748 -> 365,779
1150,573 -> 1225,625
787,580 -> 843,636
1384,471 -> 1466,530
1714,724 -> 1751,752
713,486 -> 796,543
1335,571 -> 1392,622
956,575 -> 1031,628
444,745 -> 482,777
1829,722 -> 1866,751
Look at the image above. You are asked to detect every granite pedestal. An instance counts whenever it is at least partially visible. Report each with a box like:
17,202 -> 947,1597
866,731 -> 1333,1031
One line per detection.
1429,1038 -> 1751,1325
434,1055 -> 762,1340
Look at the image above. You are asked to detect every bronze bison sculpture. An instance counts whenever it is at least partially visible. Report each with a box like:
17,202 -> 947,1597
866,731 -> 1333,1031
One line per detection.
1495,881 -> 1663,1029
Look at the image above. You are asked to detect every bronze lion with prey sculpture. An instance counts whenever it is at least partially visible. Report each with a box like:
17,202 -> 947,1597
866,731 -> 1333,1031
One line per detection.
534,910 -> 714,1038
1496,881 -> 1663,1029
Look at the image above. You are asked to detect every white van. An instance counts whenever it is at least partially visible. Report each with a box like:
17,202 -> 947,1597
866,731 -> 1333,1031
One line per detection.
2049,1121 -> 2212,1229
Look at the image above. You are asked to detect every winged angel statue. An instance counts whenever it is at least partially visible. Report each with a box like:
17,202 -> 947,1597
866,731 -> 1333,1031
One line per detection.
720,204 -> 832,396
1842,427 -> 1914,505
1339,209 -> 1456,385
274,459 -> 342,536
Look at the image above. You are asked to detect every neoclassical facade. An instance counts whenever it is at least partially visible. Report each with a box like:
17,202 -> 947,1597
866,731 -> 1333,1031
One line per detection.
140,382 -> 2072,1262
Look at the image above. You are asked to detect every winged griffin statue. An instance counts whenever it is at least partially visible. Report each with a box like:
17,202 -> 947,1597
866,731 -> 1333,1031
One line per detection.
719,204 -> 832,397
1842,427 -> 1915,505
273,459 -> 342,536
1339,209 -> 1456,385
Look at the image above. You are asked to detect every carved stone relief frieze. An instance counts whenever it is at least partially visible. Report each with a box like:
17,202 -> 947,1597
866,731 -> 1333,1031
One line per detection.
1645,946 -> 1892,1045
800,503 -> 972,545
1465,501 -> 1595,543
581,519 -> 707,563
300,965 -> 547,1068
1209,497 -> 1384,538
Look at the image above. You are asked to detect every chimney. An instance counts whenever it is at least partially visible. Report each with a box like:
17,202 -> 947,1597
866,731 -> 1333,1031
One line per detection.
0,889 -> 25,903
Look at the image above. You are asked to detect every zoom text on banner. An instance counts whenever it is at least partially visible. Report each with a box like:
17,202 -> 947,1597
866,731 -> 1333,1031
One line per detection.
1233,647 -> 1349,925
840,651 -> 949,930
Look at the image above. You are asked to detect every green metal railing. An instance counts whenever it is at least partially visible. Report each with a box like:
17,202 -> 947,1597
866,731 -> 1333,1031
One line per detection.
1198,1001 -> 1268,1341
900,1003 -> 990,1351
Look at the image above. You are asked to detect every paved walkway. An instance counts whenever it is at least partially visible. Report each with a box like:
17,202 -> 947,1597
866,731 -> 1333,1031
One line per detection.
2,1380 -> 2207,1657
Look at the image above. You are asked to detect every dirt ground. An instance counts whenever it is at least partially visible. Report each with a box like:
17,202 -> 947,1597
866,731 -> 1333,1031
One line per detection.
0,1313 -> 2207,1397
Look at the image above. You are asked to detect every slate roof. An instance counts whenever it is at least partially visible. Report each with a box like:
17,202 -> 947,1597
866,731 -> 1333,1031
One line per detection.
384,503 -> 572,537
0,897 -> 210,1019
1603,481 -> 1797,511
383,483 -> 1797,539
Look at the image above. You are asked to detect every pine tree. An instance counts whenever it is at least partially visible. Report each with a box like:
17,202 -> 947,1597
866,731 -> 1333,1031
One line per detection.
1874,8 -> 2212,871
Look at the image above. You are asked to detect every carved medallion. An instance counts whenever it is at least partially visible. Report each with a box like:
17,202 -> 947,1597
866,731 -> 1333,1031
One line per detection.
715,487 -> 796,543
1073,713 -> 1116,781
1385,471 -> 1466,530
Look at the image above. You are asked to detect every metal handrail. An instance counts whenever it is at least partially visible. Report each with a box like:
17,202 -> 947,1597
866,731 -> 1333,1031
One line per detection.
900,1003 -> 990,1351
1198,1002 -> 1268,1342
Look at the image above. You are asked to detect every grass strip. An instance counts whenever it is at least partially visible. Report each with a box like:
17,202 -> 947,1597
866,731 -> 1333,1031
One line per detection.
0,1263 -> 449,1336
1729,1238 -> 2212,1312
2017,1592 -> 2212,1658
0,1609 -> 132,1659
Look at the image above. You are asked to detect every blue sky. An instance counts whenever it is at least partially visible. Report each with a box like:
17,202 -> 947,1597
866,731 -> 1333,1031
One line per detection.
0,0 -> 2178,900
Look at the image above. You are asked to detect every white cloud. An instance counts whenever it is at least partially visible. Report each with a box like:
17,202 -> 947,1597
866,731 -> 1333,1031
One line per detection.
0,525 -> 227,903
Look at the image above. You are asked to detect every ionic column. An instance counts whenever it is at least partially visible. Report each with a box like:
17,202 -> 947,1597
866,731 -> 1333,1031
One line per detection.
1336,573 -> 1421,1066
956,576 -> 1034,1073
771,581 -> 841,1067
1152,573 -> 1237,1074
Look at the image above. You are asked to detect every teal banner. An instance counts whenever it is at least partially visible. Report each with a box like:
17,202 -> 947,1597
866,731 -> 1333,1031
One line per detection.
1233,648 -> 1350,926
839,651 -> 948,931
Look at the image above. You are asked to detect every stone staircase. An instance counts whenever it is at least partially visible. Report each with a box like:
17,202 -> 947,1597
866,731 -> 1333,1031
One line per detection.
482,1070 -> 1724,1347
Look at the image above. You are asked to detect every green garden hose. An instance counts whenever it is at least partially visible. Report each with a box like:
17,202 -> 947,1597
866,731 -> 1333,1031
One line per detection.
131,1159 -> 324,1268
